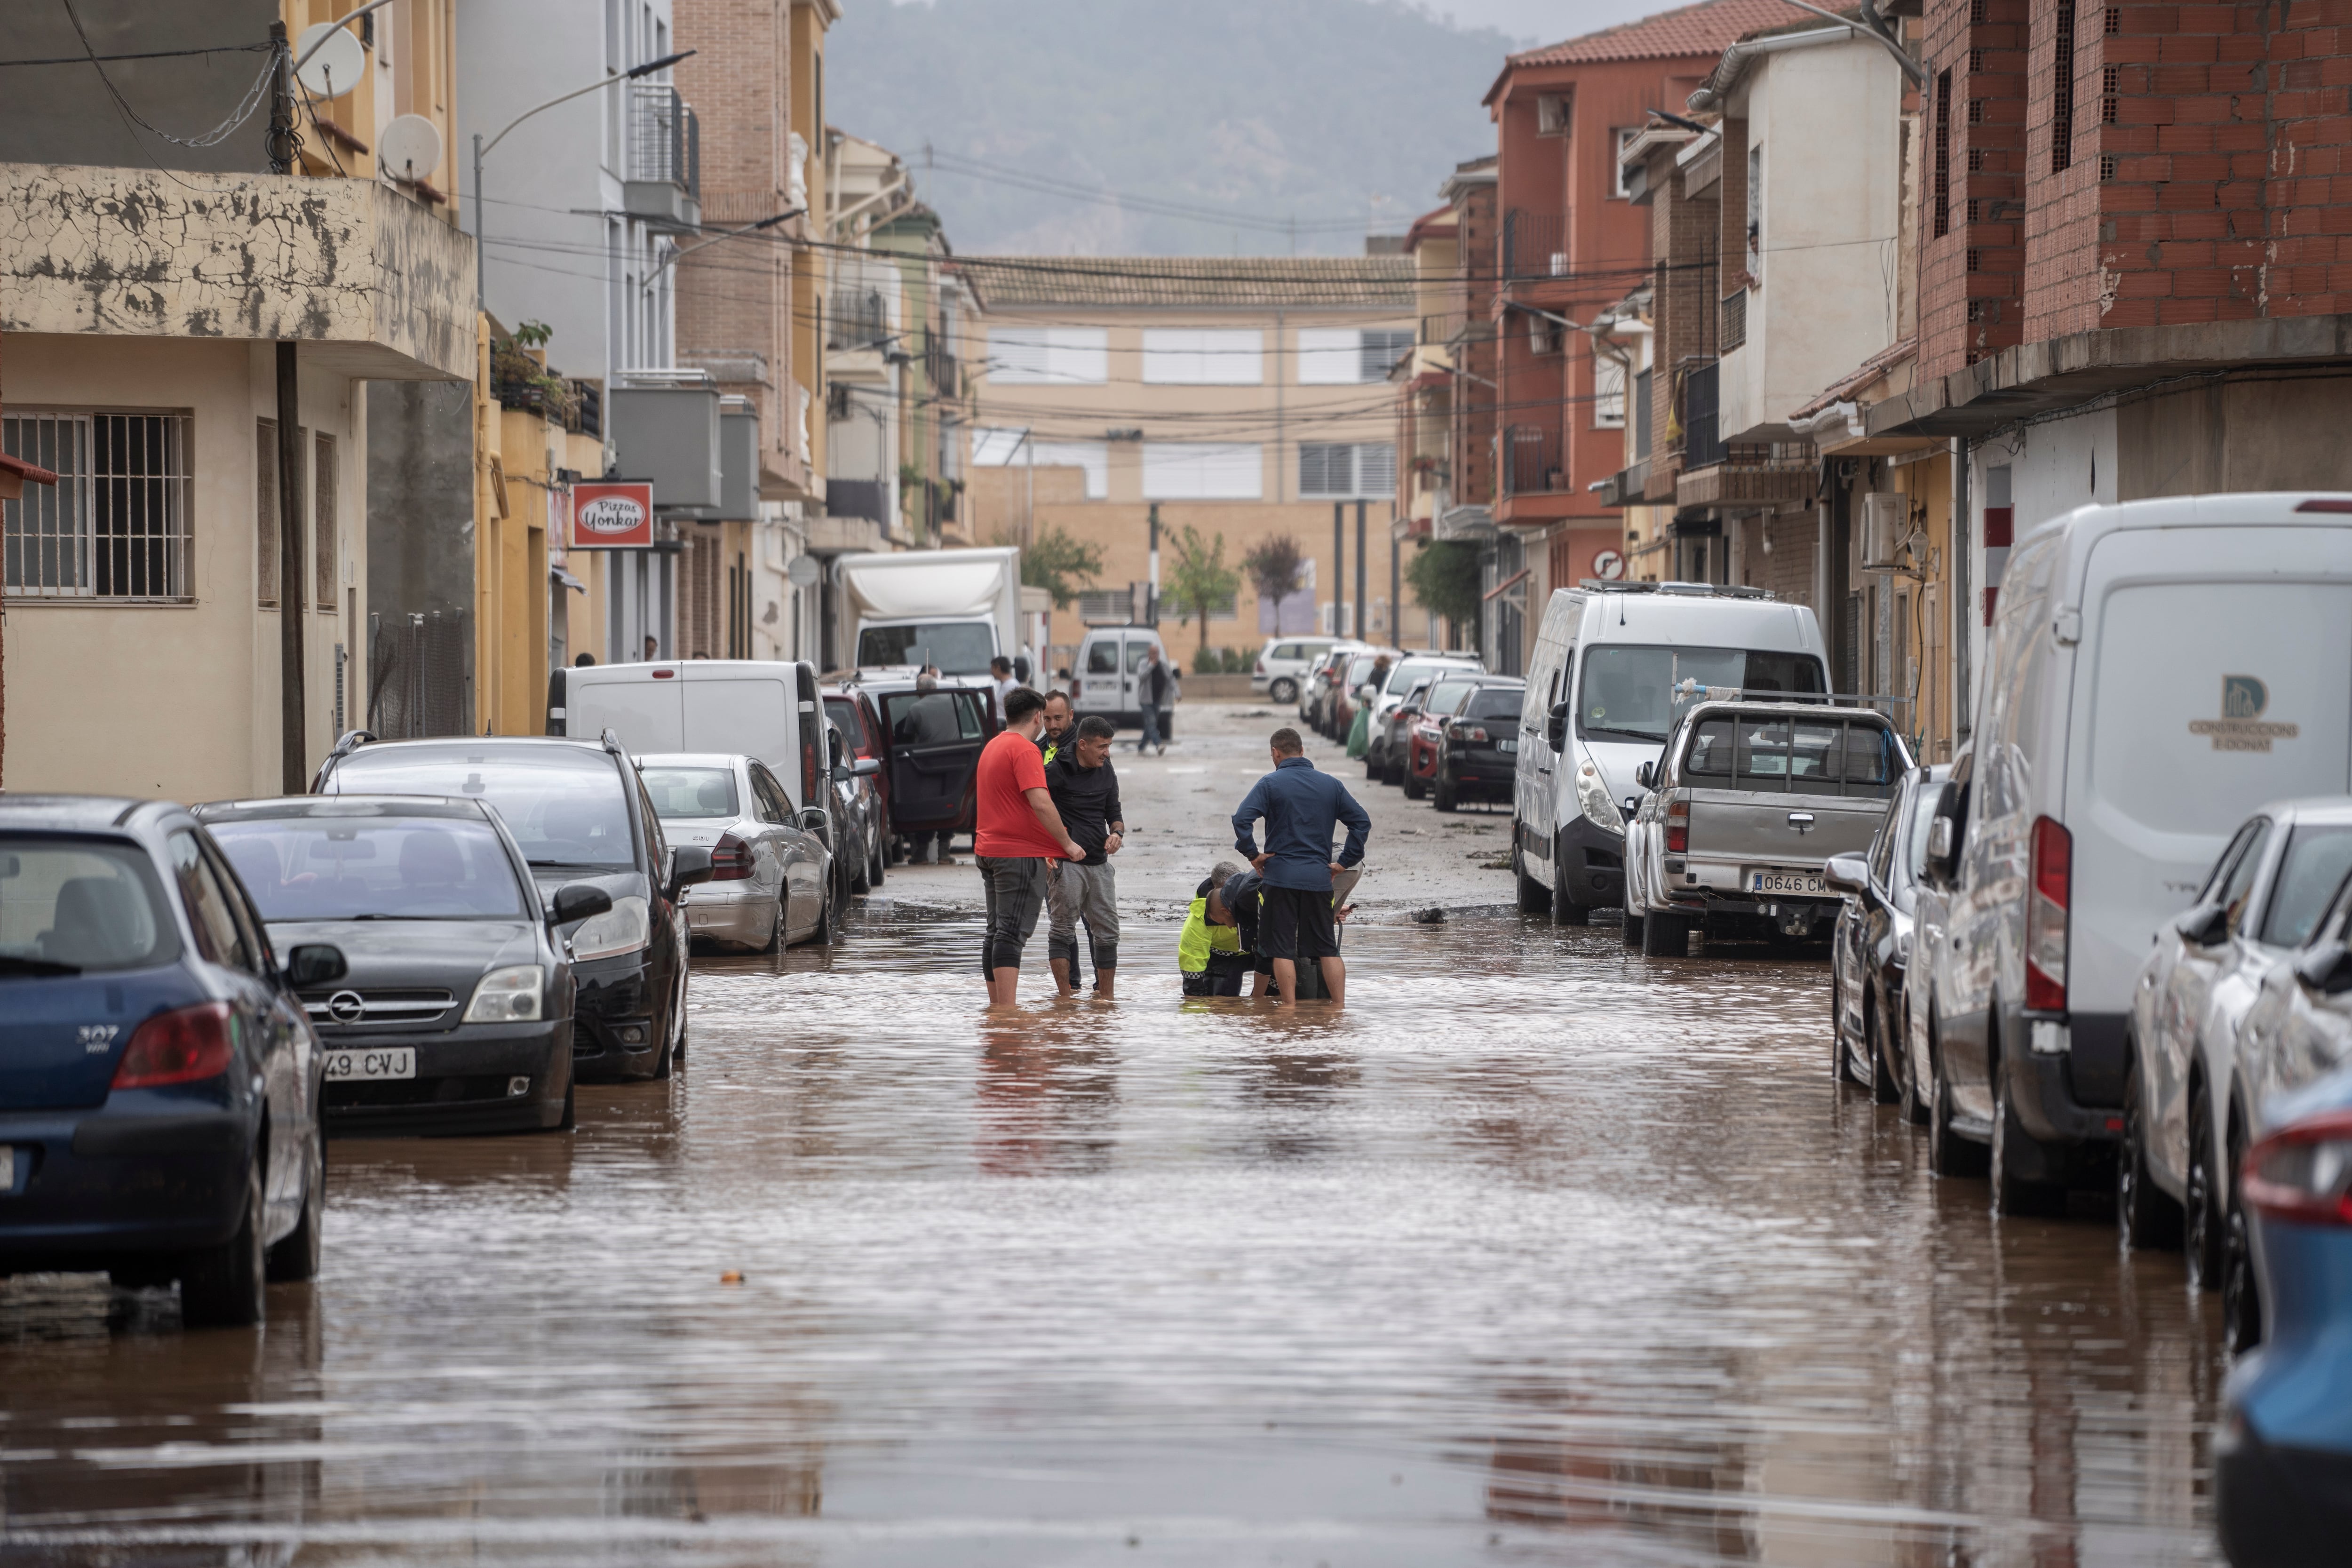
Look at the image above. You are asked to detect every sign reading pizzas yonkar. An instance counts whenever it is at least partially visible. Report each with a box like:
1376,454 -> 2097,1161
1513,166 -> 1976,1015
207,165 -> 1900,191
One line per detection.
570,482 -> 654,549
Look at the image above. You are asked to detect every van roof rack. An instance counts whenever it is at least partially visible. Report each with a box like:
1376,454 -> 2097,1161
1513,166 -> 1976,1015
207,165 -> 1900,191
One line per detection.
1580,580 -> 1773,599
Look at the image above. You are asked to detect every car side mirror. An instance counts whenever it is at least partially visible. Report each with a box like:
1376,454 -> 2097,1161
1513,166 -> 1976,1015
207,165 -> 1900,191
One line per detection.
550,883 -> 613,925
1927,815 -> 1954,863
2173,902 -> 2232,948
1620,795 -> 1640,822
851,756 -> 880,777
1634,760 -> 1654,790
1546,700 -> 1568,751
2296,942 -> 2352,995
798,806 -> 831,839
284,943 -> 346,987
1823,853 -> 1870,897
667,845 -> 715,894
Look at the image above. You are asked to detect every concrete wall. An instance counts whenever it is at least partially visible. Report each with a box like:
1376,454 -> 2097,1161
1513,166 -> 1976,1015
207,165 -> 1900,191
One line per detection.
4,335 -> 363,799
0,1 -> 280,174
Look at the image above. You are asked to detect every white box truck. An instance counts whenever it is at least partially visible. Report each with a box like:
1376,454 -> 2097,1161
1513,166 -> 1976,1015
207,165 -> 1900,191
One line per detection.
836,547 -> 1021,677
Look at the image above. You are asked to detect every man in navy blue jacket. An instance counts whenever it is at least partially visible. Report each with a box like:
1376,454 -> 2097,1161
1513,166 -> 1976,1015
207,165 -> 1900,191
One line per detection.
1232,726 -> 1371,1006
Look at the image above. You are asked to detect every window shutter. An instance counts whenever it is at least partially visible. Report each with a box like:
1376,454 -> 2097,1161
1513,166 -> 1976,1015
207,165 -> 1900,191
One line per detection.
1356,442 -> 1396,496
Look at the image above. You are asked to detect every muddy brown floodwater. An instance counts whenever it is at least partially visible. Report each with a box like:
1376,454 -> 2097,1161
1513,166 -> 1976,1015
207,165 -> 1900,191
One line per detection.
0,910 -> 2223,1567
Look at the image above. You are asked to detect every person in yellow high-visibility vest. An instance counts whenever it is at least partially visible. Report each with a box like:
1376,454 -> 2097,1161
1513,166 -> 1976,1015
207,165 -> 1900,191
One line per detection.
1180,861 -> 1253,996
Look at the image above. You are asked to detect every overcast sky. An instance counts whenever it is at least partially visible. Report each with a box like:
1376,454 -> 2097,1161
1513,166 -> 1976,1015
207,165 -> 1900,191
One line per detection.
1427,0 -> 1679,43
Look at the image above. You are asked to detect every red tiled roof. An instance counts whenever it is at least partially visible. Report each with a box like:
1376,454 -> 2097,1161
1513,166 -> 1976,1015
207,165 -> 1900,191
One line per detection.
1507,0 -> 1822,67
1403,204 -> 1457,249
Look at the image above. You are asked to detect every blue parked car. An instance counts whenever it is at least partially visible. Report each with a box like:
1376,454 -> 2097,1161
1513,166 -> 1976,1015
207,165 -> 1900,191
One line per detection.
0,796 -> 343,1328
2215,1054 -> 2352,1564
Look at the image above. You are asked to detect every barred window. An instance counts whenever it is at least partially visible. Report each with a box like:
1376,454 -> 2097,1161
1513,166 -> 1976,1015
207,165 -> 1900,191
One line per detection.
1933,70 -> 1953,238
255,419 -> 306,609
314,431 -> 337,612
2053,0 -> 2077,172
3,412 -> 192,603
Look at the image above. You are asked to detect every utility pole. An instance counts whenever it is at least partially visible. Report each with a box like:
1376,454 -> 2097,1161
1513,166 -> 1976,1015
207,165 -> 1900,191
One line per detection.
269,22 -> 307,790
1354,501 -> 1367,646
1331,502 -> 1343,637
1146,503 -> 1161,626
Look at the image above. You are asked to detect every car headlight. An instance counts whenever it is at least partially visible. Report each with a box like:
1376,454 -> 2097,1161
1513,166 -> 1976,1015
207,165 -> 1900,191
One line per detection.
1575,757 -> 1624,836
465,964 -> 545,1023
570,894 -> 650,961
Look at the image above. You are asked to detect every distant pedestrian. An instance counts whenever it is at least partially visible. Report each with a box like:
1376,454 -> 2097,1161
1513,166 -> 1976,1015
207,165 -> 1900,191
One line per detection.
643,635 -> 660,661
973,688 -> 1084,1007
1036,690 -> 1073,764
1138,645 -> 1171,755
1182,860 -> 1253,996
991,656 -> 1019,711
1232,726 -> 1370,1006
574,653 -> 596,667
1044,715 -> 1125,998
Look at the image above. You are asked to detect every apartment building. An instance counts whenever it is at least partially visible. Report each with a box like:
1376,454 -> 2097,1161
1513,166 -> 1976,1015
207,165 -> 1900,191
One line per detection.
965,256 -> 1419,670
0,0 -> 473,795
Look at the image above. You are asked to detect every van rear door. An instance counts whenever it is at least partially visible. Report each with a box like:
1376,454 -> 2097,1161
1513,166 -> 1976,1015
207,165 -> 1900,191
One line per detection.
682,670 -> 794,786
566,669 -> 686,753
2071,526 -> 2352,1033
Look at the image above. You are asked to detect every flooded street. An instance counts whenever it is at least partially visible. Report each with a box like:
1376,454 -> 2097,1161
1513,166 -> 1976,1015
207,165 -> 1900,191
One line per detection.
0,906 -> 2221,1567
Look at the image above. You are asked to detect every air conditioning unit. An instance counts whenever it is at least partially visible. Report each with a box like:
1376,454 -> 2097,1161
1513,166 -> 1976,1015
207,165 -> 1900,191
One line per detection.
1861,492 -> 1910,571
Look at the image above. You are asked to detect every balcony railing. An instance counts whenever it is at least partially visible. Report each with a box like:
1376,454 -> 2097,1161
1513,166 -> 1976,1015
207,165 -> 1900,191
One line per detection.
1499,424 -> 1565,496
827,288 -> 889,351
1720,287 -> 1748,352
1499,209 -> 1570,281
624,82 -> 699,227
1681,360 -> 1724,470
923,331 -> 958,393
1632,366 -> 1653,461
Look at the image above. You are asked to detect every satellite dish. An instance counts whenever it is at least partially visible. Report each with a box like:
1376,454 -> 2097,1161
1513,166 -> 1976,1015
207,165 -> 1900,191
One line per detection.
378,114 -> 444,184
294,23 -> 364,100
787,554 -> 823,588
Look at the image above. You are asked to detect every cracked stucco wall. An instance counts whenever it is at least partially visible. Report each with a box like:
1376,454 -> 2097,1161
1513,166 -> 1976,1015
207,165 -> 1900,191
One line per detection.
1,164 -> 474,381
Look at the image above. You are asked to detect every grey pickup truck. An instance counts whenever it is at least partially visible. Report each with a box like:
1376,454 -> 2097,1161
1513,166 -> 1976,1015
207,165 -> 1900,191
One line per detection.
1623,698 -> 1910,956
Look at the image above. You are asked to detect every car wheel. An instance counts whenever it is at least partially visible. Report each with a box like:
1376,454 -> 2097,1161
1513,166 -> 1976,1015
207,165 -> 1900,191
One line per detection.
180,1160 -> 266,1329
2187,1082 -> 2225,1288
1641,909 -> 1685,956
1404,769 -> 1427,801
1270,677 -> 1297,703
1551,840 -> 1588,925
760,891 -> 786,954
1867,990 -> 1900,1105
1832,969 -> 1860,1084
869,830 -> 886,889
553,1076 -> 576,1132
2117,1053 -> 2184,1250
1990,1044 -> 2062,1216
850,835 -> 873,893
1926,1016 -> 1988,1178
814,865 -> 844,947
1514,840 -> 1549,915
2222,1134 -> 2262,1354
1620,874 -> 1645,947
1434,772 -> 1459,813
264,1131 -> 323,1284
653,959 -> 687,1079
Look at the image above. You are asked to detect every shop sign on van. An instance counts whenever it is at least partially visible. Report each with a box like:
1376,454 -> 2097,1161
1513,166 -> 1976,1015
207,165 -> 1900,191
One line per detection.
2189,675 -> 2301,752
570,482 -> 654,549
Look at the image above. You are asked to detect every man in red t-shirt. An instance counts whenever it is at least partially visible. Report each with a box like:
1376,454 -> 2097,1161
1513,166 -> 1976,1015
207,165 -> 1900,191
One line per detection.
974,686 -> 1084,1005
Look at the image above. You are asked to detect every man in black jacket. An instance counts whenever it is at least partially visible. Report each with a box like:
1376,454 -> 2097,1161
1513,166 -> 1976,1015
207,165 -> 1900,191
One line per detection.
1045,715 -> 1125,997
1137,645 -> 1169,754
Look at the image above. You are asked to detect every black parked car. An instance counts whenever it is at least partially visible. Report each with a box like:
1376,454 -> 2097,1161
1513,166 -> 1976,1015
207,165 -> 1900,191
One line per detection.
312,732 -> 711,1083
199,796 -> 608,1136
1825,764 -> 1950,1107
0,795 -> 344,1327
1429,679 -> 1528,812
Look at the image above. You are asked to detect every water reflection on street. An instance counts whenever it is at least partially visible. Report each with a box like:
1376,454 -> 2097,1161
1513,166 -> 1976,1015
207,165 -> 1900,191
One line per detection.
0,908 -> 2220,1565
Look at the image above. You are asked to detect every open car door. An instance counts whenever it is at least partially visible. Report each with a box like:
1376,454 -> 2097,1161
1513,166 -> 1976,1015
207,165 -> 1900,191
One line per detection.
880,688 -> 988,836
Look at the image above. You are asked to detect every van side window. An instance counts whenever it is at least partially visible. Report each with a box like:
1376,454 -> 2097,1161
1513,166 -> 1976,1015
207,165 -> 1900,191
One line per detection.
1126,641 -> 1154,673
1087,642 -> 1120,675
954,692 -> 985,740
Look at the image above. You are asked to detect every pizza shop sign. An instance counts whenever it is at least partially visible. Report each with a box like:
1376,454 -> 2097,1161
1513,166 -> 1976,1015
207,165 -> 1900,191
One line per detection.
569,482 -> 654,549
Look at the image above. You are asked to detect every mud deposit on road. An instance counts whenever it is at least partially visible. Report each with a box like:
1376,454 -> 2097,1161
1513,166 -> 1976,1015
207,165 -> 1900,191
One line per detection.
1,910 -> 2221,1566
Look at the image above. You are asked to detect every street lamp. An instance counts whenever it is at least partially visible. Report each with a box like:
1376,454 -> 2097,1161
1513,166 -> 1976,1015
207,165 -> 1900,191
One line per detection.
471,49 -> 697,310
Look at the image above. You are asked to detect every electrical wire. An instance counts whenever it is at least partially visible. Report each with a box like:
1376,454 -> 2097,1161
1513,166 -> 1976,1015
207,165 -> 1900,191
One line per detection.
56,0 -> 278,150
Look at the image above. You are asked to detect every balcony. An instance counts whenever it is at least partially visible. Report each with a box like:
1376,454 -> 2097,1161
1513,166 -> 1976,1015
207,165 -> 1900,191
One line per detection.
923,332 -> 958,395
1499,209 -> 1570,281
1676,439 -> 1818,514
623,82 -> 700,230
1720,288 -> 1748,353
827,288 -> 889,352
1498,424 -> 1566,497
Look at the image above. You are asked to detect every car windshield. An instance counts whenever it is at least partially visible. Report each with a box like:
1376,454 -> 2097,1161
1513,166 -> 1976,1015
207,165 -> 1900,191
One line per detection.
329,748 -> 636,868
209,818 -> 529,921
1386,659 -> 1475,697
1465,687 -> 1526,720
640,767 -> 742,820
856,622 -> 996,676
1577,645 -> 1828,743
1423,680 -> 1478,716
824,699 -> 869,752
0,837 -> 180,977
2262,825 -> 2352,948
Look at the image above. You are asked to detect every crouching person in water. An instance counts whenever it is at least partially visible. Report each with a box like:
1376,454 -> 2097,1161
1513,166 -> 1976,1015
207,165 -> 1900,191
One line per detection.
1045,715 -> 1125,997
1180,860 -> 1255,996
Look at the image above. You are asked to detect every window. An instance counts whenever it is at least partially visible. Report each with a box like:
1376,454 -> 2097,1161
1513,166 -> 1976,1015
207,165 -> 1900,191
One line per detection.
1746,144 -> 1763,279
314,431 -> 337,611
986,326 -> 1107,385
2052,0 -> 2077,172
208,816 -> 531,922
1295,327 -> 1410,385
1593,355 -> 1627,429
1298,442 -> 1395,499
1086,637 -> 1123,671
969,429 -> 1107,498
1933,70 -> 1952,238
3,412 -> 191,603
1142,328 -> 1262,385
639,766 -> 742,820
1614,127 -> 1641,197
329,748 -> 638,869
169,830 -> 252,971
1142,442 -> 1261,500
2262,826 -> 2352,948
1537,92 -> 1571,135
256,419 -> 279,606
0,836 -> 178,972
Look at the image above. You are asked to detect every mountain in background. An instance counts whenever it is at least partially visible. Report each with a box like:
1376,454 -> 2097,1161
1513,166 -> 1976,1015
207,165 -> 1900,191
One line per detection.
825,0 -> 1520,255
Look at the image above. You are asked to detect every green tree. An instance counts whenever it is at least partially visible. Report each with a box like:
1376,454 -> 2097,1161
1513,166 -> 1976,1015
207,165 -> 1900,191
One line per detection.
1165,524 -> 1242,661
1001,523 -> 1105,610
1404,539 -> 1482,646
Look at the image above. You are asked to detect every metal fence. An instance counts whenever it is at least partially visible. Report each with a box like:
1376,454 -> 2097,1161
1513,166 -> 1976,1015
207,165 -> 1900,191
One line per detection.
1500,209 -> 1570,280
1720,288 -> 1748,352
367,609 -> 471,739
627,82 -> 699,196
828,289 -> 888,351
1500,424 -> 1565,496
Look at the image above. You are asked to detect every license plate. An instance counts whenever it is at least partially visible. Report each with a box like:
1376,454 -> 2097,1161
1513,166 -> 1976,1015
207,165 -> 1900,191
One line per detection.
1496,739 -> 1518,753
1750,871 -> 1826,896
323,1047 -> 415,1081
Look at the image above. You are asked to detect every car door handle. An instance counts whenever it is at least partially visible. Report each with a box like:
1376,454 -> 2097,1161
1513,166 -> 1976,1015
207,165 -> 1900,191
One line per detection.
1788,812 -> 1815,826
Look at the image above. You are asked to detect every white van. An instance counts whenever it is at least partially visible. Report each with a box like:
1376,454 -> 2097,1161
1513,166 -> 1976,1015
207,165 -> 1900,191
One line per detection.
549,660 -> 831,821
1913,494 -> 2352,1211
1070,626 -> 1171,729
1512,583 -> 1830,923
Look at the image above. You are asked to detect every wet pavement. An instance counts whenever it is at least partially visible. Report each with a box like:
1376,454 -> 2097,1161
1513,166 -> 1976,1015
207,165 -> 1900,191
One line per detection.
0,909 -> 2224,1566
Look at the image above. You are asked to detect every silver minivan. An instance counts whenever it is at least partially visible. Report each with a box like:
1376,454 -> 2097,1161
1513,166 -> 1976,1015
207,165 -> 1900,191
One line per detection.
1511,582 -> 1831,925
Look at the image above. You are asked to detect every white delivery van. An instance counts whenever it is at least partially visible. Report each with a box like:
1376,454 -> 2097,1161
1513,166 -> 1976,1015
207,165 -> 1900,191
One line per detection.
1914,493 -> 2352,1210
549,660 -> 831,823
1070,625 -> 1171,729
1512,582 -> 1829,923
835,547 -> 1022,676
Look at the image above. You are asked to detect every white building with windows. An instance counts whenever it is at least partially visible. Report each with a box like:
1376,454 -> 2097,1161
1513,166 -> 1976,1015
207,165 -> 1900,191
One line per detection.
963,255 -> 1421,665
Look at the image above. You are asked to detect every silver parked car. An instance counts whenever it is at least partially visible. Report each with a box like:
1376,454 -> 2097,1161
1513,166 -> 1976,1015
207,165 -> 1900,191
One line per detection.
638,754 -> 839,951
2123,797 -> 2352,1346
